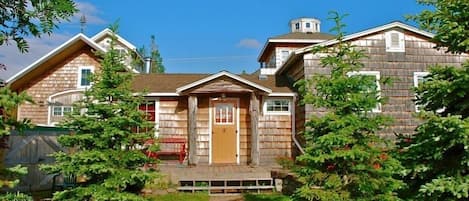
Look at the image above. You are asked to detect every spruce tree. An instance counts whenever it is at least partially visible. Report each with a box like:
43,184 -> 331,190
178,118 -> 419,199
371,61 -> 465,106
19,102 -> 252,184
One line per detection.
42,26 -> 155,201
396,0 -> 469,200
293,12 -> 403,201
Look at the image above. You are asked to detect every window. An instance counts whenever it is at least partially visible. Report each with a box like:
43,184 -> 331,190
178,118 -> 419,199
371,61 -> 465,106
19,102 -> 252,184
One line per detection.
281,50 -> 290,64
413,72 -> 430,112
139,101 -> 156,121
137,101 -> 156,133
347,71 -> 381,112
52,106 -> 73,116
264,99 -> 291,115
385,30 -> 405,52
215,103 -> 234,124
306,22 -> 311,28
295,23 -> 300,30
77,66 -> 94,88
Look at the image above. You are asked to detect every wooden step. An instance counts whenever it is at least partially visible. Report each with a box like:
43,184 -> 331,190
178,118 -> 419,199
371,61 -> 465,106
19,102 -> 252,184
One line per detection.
177,178 -> 275,194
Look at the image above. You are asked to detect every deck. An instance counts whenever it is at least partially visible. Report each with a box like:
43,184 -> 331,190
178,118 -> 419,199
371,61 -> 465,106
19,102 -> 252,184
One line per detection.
157,162 -> 281,195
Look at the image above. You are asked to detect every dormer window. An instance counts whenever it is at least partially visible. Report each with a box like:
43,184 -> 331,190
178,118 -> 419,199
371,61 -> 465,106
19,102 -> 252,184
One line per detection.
385,30 -> 405,52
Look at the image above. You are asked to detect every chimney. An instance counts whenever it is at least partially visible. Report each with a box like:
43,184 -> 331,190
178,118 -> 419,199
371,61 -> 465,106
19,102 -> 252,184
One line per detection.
144,57 -> 152,74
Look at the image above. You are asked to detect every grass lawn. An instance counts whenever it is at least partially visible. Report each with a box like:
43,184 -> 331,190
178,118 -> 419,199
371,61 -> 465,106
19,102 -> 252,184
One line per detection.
243,193 -> 291,201
147,193 -> 209,201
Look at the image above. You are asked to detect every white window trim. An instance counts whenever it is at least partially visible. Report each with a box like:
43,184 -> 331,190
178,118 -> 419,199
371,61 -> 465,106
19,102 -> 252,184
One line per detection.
347,71 -> 382,113
385,30 -> 405,52
51,105 -> 73,117
263,98 -> 291,115
77,66 -> 94,88
413,72 -> 430,112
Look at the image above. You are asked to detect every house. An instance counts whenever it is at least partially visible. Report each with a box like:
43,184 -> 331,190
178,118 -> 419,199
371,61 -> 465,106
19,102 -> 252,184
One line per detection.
265,20 -> 469,141
6,17 -> 469,169
5,29 -> 296,167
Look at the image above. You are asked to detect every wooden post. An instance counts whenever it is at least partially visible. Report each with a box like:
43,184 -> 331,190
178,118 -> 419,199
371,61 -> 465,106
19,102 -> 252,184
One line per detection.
250,93 -> 260,166
187,95 -> 198,165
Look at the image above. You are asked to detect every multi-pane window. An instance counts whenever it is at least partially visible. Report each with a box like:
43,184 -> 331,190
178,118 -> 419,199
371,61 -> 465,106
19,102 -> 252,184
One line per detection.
78,66 -> 93,88
215,103 -> 234,124
137,101 -> 156,133
347,71 -> 382,112
52,106 -> 73,116
264,99 -> 290,115
139,101 -> 156,121
306,22 -> 311,28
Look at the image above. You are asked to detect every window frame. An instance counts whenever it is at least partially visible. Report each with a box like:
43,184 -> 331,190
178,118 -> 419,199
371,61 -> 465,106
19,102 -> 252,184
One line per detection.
77,66 -> 94,88
347,71 -> 382,113
51,105 -> 73,117
263,98 -> 291,115
385,30 -> 405,52
413,72 -> 430,112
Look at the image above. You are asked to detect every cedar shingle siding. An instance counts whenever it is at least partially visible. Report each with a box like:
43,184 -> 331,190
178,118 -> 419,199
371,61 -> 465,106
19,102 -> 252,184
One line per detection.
287,30 -> 469,138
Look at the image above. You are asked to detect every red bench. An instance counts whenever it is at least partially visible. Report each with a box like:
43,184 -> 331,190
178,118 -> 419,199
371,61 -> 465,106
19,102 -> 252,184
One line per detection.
144,137 -> 186,164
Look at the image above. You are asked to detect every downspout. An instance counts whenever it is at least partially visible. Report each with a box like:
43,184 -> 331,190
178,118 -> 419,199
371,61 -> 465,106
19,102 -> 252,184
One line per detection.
292,95 -> 305,154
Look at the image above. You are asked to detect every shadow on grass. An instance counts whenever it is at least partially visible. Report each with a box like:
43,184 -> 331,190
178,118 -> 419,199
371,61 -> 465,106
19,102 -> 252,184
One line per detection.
243,193 -> 291,201
148,193 -> 209,201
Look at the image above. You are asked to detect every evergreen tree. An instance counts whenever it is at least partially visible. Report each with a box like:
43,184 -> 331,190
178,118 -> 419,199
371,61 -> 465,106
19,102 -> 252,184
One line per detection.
293,12 -> 403,201
133,35 -> 165,73
396,0 -> 469,200
42,26 -> 156,201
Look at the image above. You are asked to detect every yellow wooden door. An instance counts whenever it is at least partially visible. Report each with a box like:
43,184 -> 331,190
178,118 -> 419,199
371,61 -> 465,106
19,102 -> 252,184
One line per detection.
211,99 -> 237,164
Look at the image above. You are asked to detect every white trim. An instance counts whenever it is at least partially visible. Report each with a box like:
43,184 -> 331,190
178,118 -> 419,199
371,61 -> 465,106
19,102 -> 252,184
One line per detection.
347,71 -> 382,113
263,98 -> 292,115
208,98 -> 240,165
268,39 -> 326,43
143,93 -> 180,97
6,34 -> 106,84
77,66 -> 95,88
176,71 -> 272,94
385,30 -> 405,52
413,72 -> 430,112
154,98 -> 160,137
91,28 -> 137,50
294,21 -> 434,55
268,92 -> 296,97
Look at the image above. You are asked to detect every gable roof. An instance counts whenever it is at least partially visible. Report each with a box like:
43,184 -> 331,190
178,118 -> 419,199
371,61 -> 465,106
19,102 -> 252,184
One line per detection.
6,34 -> 106,85
7,29 -> 139,88
131,72 -> 293,95
277,21 -> 435,75
91,28 -> 136,50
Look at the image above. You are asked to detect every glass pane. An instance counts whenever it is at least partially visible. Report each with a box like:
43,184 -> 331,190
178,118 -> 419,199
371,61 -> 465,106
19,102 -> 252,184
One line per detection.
81,69 -> 91,86
53,106 -> 62,116
63,106 -> 72,115
215,103 -> 234,124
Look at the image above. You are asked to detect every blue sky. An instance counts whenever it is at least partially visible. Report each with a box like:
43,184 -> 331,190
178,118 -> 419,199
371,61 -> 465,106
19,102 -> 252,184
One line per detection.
0,0 -> 429,80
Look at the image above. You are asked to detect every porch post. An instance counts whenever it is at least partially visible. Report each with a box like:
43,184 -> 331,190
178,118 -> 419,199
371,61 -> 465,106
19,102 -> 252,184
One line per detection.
250,92 -> 260,166
187,95 -> 198,165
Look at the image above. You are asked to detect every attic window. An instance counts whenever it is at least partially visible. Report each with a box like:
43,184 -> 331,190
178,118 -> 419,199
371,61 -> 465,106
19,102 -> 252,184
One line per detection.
385,30 -> 405,52
295,23 -> 300,30
306,23 -> 311,28
77,66 -> 94,88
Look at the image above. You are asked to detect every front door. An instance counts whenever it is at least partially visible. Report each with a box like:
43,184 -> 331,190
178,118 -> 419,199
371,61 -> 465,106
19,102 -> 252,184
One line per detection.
211,99 -> 238,164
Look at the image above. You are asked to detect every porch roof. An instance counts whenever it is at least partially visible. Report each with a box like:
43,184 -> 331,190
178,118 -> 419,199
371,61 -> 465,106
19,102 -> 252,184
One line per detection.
131,72 -> 293,95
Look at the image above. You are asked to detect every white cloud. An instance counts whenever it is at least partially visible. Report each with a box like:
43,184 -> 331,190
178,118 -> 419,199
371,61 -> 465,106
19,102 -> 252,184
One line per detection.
236,38 -> 262,49
72,1 -> 106,25
0,33 -> 72,80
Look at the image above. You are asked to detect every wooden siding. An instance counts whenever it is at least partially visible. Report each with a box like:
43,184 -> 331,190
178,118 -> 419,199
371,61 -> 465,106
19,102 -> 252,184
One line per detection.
17,49 -> 100,125
258,112 -> 292,165
294,30 -> 469,138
